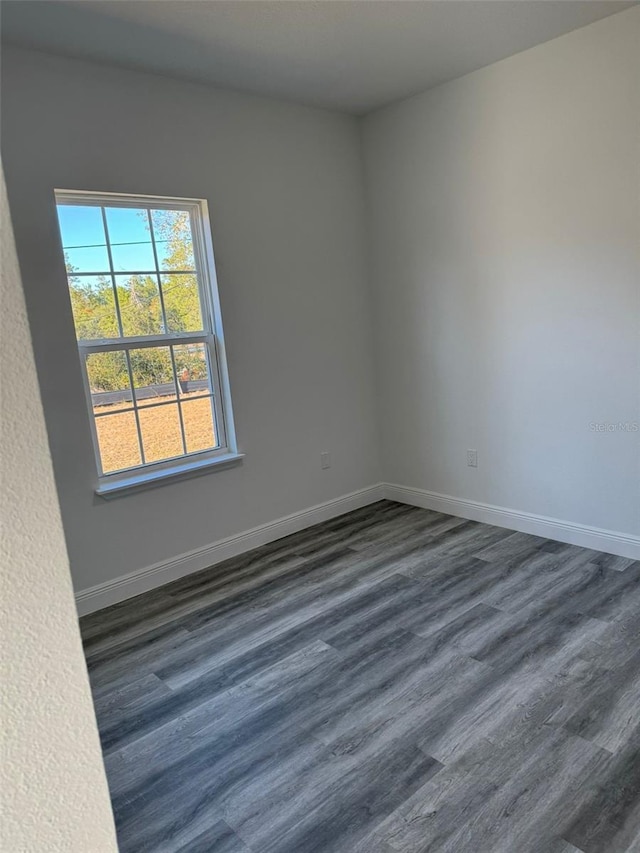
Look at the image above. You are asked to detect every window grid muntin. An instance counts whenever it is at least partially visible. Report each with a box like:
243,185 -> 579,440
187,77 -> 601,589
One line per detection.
137,402 -> 183,466
61,201 -> 202,344
57,191 -> 229,478
94,409 -> 142,472
99,205 -> 125,338
181,394 -> 218,455
124,348 -> 146,466
168,343 -> 188,456
128,345 -> 178,408
66,269 -> 197,276
85,339 -> 222,476
93,393 -> 215,418
147,208 -> 169,336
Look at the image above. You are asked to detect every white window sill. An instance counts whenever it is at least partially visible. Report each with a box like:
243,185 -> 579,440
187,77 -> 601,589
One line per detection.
95,452 -> 244,499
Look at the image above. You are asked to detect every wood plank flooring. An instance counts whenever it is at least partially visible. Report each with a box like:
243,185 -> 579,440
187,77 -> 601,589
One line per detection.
80,500 -> 640,853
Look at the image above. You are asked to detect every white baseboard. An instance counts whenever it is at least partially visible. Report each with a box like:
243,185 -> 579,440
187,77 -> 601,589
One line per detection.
76,480 -> 639,615
384,483 -> 640,560
75,484 -> 385,615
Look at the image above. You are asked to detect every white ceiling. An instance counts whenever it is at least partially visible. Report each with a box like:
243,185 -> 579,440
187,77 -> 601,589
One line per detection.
1,1 -> 635,114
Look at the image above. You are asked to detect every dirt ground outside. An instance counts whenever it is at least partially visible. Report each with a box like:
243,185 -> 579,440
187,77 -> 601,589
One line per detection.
94,392 -> 217,473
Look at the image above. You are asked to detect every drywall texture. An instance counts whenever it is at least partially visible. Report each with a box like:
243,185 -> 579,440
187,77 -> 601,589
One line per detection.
363,7 -> 640,535
1,47 -> 380,592
0,165 -> 117,850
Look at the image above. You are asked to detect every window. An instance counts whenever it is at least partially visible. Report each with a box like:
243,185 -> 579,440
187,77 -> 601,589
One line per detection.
55,191 -> 239,494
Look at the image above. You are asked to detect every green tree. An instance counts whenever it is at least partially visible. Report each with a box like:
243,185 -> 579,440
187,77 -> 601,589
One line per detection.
66,211 -> 208,393
152,209 -> 202,334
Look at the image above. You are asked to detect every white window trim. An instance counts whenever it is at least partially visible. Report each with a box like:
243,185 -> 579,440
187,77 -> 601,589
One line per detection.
55,189 -> 241,497
94,451 -> 244,498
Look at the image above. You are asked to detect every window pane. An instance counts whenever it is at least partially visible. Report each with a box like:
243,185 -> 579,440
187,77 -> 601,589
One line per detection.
173,343 -> 212,396
161,274 -> 203,333
95,411 -> 142,473
181,397 -> 217,453
104,207 -> 150,245
57,204 -> 105,249
138,404 -> 184,463
151,209 -> 195,271
110,241 -> 156,272
68,275 -> 119,340
105,207 -> 155,272
86,351 -> 133,409
129,346 -> 176,406
116,275 -> 163,337
63,244 -> 110,274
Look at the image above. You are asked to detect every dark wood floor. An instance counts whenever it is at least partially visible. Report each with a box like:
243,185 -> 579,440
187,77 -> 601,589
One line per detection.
80,500 -> 640,853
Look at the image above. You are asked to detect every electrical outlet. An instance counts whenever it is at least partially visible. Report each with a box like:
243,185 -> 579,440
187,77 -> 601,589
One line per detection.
320,451 -> 331,470
467,449 -> 478,468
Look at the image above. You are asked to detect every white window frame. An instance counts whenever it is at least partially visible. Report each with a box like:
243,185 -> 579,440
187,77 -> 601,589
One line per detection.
55,189 -> 241,497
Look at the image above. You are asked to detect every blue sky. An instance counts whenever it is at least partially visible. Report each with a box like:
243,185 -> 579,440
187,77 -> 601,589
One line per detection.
56,204 -> 186,274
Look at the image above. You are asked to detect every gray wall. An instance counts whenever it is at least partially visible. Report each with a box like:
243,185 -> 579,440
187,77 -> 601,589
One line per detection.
1,47 -> 380,592
363,7 -> 640,535
0,163 -> 117,851
2,8 -> 638,603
